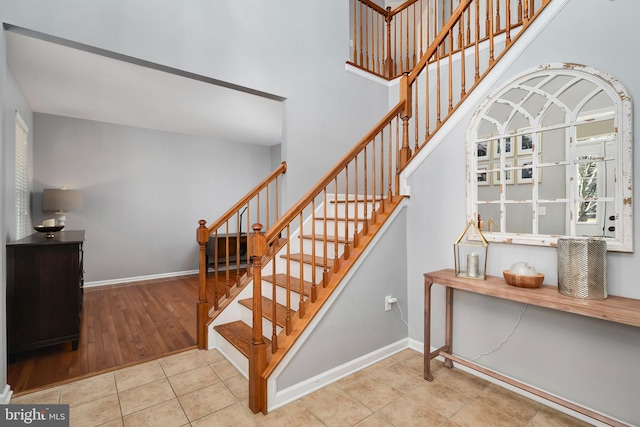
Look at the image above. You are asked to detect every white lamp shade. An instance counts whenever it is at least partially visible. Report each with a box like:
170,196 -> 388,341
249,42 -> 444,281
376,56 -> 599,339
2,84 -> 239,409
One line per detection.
42,188 -> 83,211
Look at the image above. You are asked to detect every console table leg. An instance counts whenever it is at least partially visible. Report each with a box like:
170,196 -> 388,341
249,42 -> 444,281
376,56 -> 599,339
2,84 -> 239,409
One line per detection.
444,286 -> 454,369
424,277 -> 434,381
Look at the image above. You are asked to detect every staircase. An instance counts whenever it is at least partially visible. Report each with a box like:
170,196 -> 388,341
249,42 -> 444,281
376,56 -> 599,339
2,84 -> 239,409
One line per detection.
211,195 -> 386,373
197,0 -> 553,414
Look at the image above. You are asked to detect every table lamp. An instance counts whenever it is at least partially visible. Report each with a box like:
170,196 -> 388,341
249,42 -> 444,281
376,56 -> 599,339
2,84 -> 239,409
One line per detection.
42,188 -> 83,227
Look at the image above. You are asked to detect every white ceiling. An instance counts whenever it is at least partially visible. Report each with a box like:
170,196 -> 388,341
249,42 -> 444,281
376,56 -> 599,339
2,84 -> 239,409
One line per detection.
6,29 -> 283,146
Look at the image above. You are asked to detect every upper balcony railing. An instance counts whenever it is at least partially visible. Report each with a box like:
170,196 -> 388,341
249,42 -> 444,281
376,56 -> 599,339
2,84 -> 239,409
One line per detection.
398,0 -> 550,162
349,0 -> 546,80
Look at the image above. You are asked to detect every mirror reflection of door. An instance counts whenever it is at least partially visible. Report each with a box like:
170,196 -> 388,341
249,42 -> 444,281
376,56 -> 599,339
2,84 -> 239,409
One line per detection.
573,122 -> 616,237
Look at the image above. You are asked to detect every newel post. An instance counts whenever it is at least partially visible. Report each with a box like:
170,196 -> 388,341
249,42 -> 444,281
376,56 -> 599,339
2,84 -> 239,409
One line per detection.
249,223 -> 268,414
196,220 -> 209,350
399,72 -> 413,169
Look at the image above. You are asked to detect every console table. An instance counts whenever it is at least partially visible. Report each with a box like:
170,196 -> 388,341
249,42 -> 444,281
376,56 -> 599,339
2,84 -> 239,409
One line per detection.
424,268 -> 640,427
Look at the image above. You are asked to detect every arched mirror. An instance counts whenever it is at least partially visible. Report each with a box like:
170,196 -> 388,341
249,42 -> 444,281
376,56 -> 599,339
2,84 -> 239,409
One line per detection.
467,64 -> 633,252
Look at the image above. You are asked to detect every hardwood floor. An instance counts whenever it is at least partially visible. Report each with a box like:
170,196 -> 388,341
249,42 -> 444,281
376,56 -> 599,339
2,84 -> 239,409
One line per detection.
7,272 -> 238,395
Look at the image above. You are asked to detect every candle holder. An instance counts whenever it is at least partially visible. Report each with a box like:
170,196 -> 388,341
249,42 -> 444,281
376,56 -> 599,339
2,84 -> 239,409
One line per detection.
454,221 -> 488,280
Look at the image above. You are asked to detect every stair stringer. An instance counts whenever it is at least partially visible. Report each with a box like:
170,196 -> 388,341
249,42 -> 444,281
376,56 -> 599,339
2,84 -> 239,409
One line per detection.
266,199 -> 410,411
399,0 -> 571,196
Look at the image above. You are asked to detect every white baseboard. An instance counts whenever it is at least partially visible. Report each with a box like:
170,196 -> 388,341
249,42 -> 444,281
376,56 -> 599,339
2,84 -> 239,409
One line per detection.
84,269 -> 198,288
267,338 -> 409,412
0,384 -> 13,403
407,337 -> 423,353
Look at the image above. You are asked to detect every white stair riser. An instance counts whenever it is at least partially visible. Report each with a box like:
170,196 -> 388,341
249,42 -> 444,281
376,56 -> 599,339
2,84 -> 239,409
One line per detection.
295,262 -> 326,284
298,237 -> 342,260
238,304 -> 284,337
325,201 -> 379,219
272,256 -> 326,283
261,280 -> 306,312
213,330 -> 248,377
312,219 -> 359,238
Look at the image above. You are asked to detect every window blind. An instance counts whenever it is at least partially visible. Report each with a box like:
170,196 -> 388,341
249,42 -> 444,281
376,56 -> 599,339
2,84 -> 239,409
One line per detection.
15,112 -> 29,239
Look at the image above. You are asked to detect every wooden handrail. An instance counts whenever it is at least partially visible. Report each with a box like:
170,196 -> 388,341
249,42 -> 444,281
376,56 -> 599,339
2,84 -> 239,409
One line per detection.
407,0 -> 471,85
389,0 -> 420,16
206,161 -> 287,234
264,104 -> 404,245
357,0 -> 388,16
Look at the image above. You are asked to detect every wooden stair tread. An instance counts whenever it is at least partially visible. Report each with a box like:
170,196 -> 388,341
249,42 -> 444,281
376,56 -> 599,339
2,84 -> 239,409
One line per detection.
301,234 -> 349,243
238,297 -> 291,327
263,273 -> 314,296
214,320 -> 271,358
282,253 -> 334,268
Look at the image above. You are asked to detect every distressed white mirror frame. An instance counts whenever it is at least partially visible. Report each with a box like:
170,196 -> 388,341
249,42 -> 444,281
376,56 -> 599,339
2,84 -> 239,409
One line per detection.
467,64 -> 633,252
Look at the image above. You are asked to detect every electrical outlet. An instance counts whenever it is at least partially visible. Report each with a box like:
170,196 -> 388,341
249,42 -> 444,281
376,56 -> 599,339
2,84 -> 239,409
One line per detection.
385,295 -> 397,311
539,206 -> 546,216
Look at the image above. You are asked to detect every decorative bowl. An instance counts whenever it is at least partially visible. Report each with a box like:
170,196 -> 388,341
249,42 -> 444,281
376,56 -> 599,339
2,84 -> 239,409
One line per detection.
34,225 -> 64,238
508,261 -> 538,276
503,270 -> 544,288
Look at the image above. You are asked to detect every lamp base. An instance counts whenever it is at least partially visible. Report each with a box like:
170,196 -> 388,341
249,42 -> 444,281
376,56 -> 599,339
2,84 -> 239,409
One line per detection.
55,212 -> 67,227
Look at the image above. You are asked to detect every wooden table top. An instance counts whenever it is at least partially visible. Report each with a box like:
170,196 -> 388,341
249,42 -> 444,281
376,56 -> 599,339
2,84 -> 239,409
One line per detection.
424,269 -> 640,328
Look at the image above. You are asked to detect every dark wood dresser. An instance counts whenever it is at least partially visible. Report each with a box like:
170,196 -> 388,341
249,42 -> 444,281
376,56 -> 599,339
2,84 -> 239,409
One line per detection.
6,230 -> 84,361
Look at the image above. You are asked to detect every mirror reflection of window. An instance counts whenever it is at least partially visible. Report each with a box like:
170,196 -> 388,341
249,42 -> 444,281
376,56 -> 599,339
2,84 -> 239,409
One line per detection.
468,64 -> 632,251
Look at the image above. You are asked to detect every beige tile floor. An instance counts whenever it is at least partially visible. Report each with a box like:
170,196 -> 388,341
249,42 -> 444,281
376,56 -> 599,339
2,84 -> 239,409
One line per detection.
10,348 -> 593,426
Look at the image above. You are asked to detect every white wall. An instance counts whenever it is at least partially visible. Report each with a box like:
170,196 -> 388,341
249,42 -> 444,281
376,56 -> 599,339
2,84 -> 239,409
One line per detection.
406,0 -> 640,424
32,113 -> 273,283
